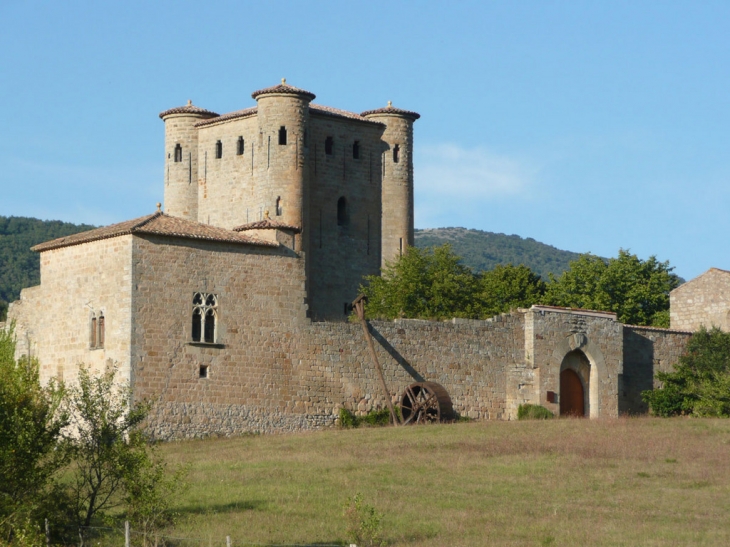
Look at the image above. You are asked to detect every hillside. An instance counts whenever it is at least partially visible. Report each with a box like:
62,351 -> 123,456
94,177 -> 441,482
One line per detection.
415,227 -> 584,278
0,216 -> 95,319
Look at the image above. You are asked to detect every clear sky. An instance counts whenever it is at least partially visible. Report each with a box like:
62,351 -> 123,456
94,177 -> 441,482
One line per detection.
1,0 -> 728,281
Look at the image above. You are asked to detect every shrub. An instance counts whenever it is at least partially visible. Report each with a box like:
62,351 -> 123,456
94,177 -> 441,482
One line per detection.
343,492 -> 385,547
518,404 -> 554,420
338,407 -> 393,428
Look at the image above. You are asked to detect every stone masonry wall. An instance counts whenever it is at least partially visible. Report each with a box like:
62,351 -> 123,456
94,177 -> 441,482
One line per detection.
670,268 -> 730,331
305,114 -> 384,321
8,236 -> 135,386
621,325 -> 692,414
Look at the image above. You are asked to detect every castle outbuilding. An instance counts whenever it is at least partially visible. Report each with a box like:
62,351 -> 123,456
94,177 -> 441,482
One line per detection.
5,82 -> 707,438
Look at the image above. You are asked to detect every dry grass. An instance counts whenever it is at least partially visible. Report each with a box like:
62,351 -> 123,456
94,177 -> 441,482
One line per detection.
159,417 -> 730,546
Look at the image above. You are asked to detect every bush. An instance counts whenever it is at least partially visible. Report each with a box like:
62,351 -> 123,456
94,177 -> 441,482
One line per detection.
343,492 -> 384,547
517,404 -> 554,420
338,407 -> 393,428
643,326 -> 730,417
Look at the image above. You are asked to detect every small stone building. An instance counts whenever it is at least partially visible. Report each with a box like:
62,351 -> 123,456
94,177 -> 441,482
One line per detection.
5,82 -> 702,438
670,268 -> 730,331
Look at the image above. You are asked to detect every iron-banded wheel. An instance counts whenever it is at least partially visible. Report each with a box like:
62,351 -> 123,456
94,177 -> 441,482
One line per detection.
400,381 -> 454,425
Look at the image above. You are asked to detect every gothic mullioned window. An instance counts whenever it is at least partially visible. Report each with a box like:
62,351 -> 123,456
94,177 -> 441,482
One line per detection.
352,141 -> 360,159
279,126 -> 287,145
325,136 -> 334,155
192,293 -> 217,344
174,144 -> 182,162
393,144 -> 400,163
215,140 -> 223,159
237,136 -> 244,156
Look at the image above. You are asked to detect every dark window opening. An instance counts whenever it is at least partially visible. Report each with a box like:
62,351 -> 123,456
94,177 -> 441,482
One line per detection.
303,129 -> 309,148
204,310 -> 215,343
199,365 -> 209,379
325,136 -> 334,155
279,126 -> 287,145
337,196 -> 348,226
393,144 -> 400,163
174,144 -> 182,162
90,316 -> 97,348
192,309 -> 202,342
98,315 -> 105,348
237,136 -> 244,155
353,141 -> 360,159
276,196 -> 282,216
215,140 -> 223,159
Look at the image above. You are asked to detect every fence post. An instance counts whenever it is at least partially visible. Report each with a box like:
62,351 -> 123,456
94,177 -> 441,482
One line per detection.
45,518 -> 50,547
124,521 -> 130,547
226,536 -> 231,547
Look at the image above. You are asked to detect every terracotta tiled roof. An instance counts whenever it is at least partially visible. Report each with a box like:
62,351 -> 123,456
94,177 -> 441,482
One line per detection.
159,101 -> 219,120
251,79 -> 316,101
32,212 -> 277,252
309,104 -> 384,125
233,218 -> 301,233
194,106 -> 257,127
361,103 -> 420,121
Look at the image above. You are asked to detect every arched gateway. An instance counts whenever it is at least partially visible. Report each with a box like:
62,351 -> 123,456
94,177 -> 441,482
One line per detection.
560,367 -> 585,416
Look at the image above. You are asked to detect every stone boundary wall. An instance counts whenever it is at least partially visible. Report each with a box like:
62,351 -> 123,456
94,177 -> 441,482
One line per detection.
621,325 -> 692,414
147,312 -> 525,439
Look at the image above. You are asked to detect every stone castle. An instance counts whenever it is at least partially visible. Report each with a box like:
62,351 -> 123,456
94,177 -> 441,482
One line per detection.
5,81 -> 727,438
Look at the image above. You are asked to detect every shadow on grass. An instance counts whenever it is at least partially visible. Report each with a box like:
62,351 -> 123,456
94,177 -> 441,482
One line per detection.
175,499 -> 267,515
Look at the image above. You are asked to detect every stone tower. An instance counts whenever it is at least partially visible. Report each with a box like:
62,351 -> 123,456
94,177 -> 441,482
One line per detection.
251,80 -> 314,233
160,101 -> 218,219
362,103 -> 420,266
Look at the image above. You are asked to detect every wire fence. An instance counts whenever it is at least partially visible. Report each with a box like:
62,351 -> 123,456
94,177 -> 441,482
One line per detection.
45,520 -> 346,547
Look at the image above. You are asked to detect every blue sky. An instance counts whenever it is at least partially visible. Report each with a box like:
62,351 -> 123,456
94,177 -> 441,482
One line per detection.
1,1 -> 728,281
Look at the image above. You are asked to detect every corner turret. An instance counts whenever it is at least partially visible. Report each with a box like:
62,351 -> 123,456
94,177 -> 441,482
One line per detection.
361,102 -> 420,266
160,101 -> 218,220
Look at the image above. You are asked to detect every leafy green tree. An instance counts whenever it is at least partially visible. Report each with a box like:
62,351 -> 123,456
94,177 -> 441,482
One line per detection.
361,245 -> 479,320
61,364 -> 154,528
544,249 -> 680,326
474,264 -> 546,318
643,327 -> 730,417
0,325 -> 67,545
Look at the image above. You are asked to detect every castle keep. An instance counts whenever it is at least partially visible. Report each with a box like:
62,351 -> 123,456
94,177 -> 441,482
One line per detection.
5,82 -> 713,438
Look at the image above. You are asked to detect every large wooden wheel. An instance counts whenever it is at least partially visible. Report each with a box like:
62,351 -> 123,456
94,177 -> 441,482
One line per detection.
399,382 -> 454,425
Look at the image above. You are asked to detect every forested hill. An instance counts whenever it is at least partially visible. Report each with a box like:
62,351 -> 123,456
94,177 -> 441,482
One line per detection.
0,216 -> 95,319
415,227 -> 584,279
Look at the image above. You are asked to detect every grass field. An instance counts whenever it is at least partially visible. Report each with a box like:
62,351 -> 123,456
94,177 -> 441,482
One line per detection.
159,418 -> 730,546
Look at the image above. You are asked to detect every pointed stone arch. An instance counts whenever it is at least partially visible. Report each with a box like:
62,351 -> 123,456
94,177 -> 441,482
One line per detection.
551,333 -> 608,418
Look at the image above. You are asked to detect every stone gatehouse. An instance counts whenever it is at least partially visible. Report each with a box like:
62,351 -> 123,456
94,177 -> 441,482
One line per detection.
5,81 -> 703,438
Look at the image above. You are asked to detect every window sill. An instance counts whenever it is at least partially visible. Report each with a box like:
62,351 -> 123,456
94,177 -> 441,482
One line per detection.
187,342 -> 225,348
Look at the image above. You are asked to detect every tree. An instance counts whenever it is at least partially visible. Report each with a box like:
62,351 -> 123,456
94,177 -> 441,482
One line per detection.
474,264 -> 546,318
0,325 -> 67,545
61,364 -> 154,528
361,245 -> 479,320
544,249 -> 680,326
642,327 -> 730,417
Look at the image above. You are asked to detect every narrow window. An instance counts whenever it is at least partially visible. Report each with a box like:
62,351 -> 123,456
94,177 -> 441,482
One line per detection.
192,308 -> 202,342
237,136 -> 244,156
204,310 -> 216,343
352,141 -> 360,159
199,365 -> 209,379
279,126 -> 287,145
393,144 -> 400,163
215,140 -> 222,159
337,197 -> 348,226
98,314 -> 105,348
275,196 -> 282,216
325,136 -> 334,155
303,129 -> 309,148
90,315 -> 97,348
174,144 -> 182,162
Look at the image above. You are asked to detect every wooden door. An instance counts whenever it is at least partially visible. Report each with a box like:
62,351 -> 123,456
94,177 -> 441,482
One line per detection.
560,368 -> 585,416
